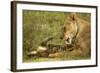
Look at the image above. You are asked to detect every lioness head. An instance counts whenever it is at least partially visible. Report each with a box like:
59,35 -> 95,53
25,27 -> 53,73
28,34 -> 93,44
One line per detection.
60,13 -> 79,45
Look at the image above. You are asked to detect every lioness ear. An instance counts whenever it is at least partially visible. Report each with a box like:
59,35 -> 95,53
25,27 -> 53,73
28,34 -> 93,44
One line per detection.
70,13 -> 77,21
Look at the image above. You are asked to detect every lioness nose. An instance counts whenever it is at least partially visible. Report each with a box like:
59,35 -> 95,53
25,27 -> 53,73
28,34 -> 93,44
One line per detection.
66,38 -> 70,43
64,37 -> 72,45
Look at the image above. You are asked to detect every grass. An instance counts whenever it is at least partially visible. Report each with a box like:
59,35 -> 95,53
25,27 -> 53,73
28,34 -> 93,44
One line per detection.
23,10 -> 91,62
24,51 -> 90,63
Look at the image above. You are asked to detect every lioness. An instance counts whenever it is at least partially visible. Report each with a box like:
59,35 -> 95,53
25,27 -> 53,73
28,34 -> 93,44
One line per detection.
60,13 -> 91,57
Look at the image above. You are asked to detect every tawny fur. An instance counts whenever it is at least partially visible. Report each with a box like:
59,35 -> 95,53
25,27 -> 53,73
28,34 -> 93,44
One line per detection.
61,13 -> 91,56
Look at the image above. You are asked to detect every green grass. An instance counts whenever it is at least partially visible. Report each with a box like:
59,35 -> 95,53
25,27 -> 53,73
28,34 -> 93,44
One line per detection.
23,10 -> 91,62
24,53 -> 90,63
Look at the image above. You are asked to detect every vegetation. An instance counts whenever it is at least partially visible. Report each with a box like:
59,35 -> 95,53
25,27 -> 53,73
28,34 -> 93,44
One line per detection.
23,10 -> 91,62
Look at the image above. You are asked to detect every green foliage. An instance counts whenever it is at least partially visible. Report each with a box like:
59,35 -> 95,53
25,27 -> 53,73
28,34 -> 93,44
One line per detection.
23,10 -> 91,62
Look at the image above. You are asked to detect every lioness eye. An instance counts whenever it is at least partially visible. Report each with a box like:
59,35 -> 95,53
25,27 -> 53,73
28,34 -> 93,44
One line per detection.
63,27 -> 66,32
